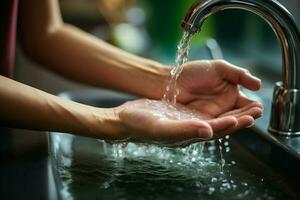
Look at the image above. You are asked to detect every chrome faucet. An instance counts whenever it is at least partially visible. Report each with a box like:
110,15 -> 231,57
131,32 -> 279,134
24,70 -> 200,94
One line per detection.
182,0 -> 300,136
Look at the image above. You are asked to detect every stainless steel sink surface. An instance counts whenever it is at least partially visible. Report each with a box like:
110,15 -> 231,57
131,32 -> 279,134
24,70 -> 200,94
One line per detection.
48,89 -> 300,200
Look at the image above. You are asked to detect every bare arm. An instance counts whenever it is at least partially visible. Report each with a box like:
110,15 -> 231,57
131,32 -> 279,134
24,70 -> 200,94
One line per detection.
0,74 -> 225,143
18,0 -> 169,99
0,75 -> 124,140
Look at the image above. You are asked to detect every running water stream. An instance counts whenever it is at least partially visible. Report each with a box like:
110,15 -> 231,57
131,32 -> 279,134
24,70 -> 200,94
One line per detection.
163,31 -> 193,105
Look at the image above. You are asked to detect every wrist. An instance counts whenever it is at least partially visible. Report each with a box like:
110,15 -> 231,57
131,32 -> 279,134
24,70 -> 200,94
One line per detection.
86,106 -> 128,140
144,61 -> 170,99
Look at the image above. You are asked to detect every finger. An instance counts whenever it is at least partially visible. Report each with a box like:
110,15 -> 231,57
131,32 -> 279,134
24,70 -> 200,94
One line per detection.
207,116 -> 238,133
220,102 -> 263,117
214,60 -> 261,91
154,119 -> 213,142
234,107 -> 263,119
214,115 -> 255,139
237,115 -> 255,128
223,106 -> 263,120
225,115 -> 254,135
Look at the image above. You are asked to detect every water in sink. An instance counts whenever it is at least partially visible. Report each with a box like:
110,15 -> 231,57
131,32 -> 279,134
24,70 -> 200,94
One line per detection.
52,133 -> 298,200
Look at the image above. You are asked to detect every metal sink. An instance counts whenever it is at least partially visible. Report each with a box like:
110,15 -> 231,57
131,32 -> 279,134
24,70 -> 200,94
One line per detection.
48,89 -> 300,200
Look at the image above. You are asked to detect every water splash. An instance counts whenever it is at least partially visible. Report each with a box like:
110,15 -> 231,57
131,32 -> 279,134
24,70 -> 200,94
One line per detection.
55,136 -> 290,200
110,141 -> 205,165
218,138 -> 226,175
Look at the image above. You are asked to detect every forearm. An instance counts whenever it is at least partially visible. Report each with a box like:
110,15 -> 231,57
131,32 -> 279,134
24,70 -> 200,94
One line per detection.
18,0 -> 170,99
27,24 -> 169,99
0,76 -> 124,139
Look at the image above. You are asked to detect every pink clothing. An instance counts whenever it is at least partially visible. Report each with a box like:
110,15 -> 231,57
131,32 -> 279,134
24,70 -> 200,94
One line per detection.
0,0 -> 19,78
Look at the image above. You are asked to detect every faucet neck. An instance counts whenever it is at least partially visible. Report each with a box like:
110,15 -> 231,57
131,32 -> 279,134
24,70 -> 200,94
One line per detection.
182,0 -> 300,89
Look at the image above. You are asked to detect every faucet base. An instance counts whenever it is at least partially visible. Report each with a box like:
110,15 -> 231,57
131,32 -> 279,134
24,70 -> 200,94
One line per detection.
268,127 -> 300,136
269,82 -> 300,136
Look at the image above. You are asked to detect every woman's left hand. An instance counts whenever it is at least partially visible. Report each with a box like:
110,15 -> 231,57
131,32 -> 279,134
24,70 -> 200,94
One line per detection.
171,60 -> 263,138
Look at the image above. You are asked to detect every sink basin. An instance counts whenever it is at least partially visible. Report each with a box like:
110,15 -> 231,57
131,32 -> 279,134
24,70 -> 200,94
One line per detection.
48,89 -> 300,200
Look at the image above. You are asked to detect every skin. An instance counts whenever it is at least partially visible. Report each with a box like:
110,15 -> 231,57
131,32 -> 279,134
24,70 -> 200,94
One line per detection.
0,0 -> 263,145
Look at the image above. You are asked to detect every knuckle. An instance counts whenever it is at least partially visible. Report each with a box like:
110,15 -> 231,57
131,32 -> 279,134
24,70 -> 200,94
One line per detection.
212,59 -> 227,66
241,68 -> 250,75
244,68 -> 250,74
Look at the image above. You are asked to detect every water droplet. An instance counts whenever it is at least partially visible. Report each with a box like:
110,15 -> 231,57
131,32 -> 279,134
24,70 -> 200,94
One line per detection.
208,187 -> 215,195
225,147 -> 230,152
211,177 -> 218,183
101,181 -> 111,189
241,182 -> 248,186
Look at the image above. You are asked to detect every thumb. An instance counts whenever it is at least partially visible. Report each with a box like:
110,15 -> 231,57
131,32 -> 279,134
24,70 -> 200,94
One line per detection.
215,60 -> 261,91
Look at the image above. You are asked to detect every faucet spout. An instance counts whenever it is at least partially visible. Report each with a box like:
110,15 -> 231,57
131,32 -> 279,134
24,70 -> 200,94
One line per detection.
182,0 -> 300,135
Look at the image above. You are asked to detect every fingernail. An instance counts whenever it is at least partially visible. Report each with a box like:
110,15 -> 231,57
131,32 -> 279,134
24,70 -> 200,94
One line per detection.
198,128 -> 213,139
246,122 -> 255,128
257,102 -> 263,108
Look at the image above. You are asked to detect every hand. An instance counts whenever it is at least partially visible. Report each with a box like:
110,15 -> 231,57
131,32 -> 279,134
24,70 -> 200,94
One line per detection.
117,99 -> 214,145
174,60 -> 263,138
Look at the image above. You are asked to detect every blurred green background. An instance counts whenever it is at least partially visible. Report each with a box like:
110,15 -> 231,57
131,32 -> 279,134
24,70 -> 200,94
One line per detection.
143,0 -> 279,66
